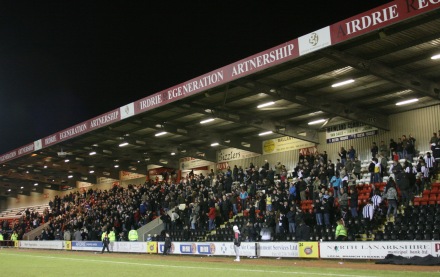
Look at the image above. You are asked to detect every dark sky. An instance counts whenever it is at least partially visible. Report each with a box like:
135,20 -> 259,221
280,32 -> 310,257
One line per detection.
0,0 -> 392,154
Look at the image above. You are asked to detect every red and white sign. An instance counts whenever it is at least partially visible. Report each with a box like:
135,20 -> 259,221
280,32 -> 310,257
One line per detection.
330,0 -> 440,44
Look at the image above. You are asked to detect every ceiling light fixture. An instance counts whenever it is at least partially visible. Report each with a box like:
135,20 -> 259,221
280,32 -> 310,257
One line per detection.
170,152 -> 176,156
257,101 -> 275,108
20,186 -> 24,189
431,54 -> 440,60
155,131 -> 167,137
89,151 -> 96,156
114,165 -> 119,168
396,98 -> 419,106
119,142 -> 129,147
259,131 -> 273,136
64,159 -> 69,163
308,119 -> 326,125
34,183 -> 38,186
331,79 -> 355,87
68,175 -> 73,178
200,118 -> 215,124
211,142 -> 219,147
89,170 -> 95,174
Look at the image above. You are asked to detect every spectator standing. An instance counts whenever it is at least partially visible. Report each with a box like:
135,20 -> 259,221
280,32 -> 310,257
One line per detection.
379,141 -> 388,158
402,135 -> 409,159
396,138 -> 403,159
389,139 -> 397,160
348,146 -> 356,162
313,198 -> 323,226
286,206 -> 296,234
362,200 -> 374,228
295,220 -> 310,241
63,229 -> 71,241
385,183 -> 398,220
329,173 -> 342,199
322,198 -> 331,227
288,182 -> 297,202
339,188 -> 349,215
239,187 -> 248,211
353,157 -> 361,180
373,158 -> 381,183
349,188 -> 358,219
208,205 -> 216,231
424,152 -> 436,181
430,132 -> 438,152
338,147 -> 347,166
73,228 -> 82,241
371,142 -> 378,158
298,177 -> 308,201
371,190 -> 382,212
170,210 -> 180,231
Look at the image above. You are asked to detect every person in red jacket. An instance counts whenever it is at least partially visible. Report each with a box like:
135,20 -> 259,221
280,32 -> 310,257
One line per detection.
208,206 -> 216,231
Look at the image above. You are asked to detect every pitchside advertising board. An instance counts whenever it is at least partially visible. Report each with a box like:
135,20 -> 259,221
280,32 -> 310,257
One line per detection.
156,242 -> 299,258
70,241 -> 148,253
18,240 -> 66,250
320,241 -> 440,259
15,240 -> 440,259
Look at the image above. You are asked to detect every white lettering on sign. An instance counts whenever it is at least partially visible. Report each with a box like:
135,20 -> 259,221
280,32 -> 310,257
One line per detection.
90,111 -> 119,128
139,94 -> 163,110
0,151 -> 17,162
231,44 -> 294,77
344,5 -> 398,35
18,145 -> 34,155
59,123 -> 88,139
45,135 -> 57,145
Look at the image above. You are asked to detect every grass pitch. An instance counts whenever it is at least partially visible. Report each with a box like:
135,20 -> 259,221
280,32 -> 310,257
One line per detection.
0,248 -> 438,277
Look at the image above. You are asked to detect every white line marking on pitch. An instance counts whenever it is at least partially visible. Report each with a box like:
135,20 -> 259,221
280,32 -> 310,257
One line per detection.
0,252 -> 381,277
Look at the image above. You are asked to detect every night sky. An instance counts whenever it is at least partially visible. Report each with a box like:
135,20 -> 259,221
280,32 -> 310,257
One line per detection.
0,1 -> 392,154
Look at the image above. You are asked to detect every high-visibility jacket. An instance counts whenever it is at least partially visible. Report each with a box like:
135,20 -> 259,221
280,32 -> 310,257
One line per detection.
0,233 -> 4,241
11,233 -> 18,241
108,231 -> 116,242
335,224 -> 347,237
266,195 -> 272,205
128,229 -> 138,241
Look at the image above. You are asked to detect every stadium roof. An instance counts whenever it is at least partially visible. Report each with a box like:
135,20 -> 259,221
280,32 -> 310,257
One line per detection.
0,0 -> 439,197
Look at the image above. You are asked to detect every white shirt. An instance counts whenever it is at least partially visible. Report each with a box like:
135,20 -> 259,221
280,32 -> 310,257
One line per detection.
260,227 -> 272,241
362,204 -> 374,220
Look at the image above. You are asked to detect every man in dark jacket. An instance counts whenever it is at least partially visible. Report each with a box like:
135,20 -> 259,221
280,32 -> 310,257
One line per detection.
163,232 -> 171,255
349,188 -> 358,219
296,220 -> 310,241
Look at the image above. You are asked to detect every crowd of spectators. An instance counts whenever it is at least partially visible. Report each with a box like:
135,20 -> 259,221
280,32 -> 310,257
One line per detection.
1,131 -> 439,242
0,207 -> 48,240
